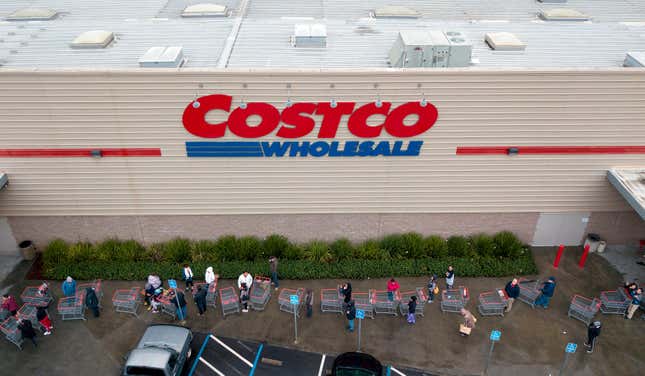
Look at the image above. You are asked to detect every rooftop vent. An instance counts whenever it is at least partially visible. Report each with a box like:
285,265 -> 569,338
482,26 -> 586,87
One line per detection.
6,8 -> 58,21
539,8 -> 590,21
292,24 -> 326,48
181,3 -> 228,17
388,30 -> 472,68
70,30 -> 114,49
139,46 -> 185,68
624,52 -> 645,67
372,6 -> 420,19
485,32 -> 526,51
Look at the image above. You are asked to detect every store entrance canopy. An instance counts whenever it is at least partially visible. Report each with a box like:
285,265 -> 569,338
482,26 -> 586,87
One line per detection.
607,169 -> 645,220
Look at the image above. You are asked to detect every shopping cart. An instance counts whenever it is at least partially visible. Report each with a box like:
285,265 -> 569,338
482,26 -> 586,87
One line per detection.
518,278 -> 541,308
192,280 -> 219,309
219,286 -> 240,318
440,287 -> 469,314
279,288 -> 304,317
112,287 -> 142,317
0,307 -> 8,321
399,288 -> 428,317
77,280 -> 103,307
20,286 -> 54,308
477,289 -> 508,317
568,294 -> 601,326
353,292 -> 374,319
17,304 -> 42,333
1,316 -> 23,349
371,289 -> 400,316
599,287 -> 631,315
57,290 -> 86,321
158,294 -> 177,319
320,286 -> 343,314
249,276 -> 272,311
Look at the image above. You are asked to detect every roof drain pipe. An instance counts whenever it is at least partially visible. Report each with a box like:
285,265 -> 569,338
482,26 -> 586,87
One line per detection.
217,0 -> 250,68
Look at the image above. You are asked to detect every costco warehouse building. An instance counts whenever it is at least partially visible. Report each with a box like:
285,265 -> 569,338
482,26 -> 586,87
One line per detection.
1,0 -> 644,255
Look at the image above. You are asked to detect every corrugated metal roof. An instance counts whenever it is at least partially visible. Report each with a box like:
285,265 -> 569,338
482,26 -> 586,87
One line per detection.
1,0 -> 644,68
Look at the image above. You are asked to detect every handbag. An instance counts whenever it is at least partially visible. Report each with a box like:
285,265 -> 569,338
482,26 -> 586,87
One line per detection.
433,287 -> 440,295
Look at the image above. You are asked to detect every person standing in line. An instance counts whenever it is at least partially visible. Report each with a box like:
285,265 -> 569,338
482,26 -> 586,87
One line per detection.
345,299 -> 356,332
459,308 -> 477,336
387,278 -> 400,301
445,266 -> 455,289
170,289 -> 188,324
269,256 -> 279,291
17,316 -> 37,347
340,282 -> 352,306
427,275 -> 438,303
584,321 -> 601,354
237,271 -> 253,290
36,306 -> 53,335
504,278 -> 520,313
205,267 -> 216,286
61,276 -> 77,297
625,288 -> 642,319
305,288 -> 314,318
407,295 -> 417,325
240,283 -> 250,313
535,276 -> 557,309
1,294 -> 19,316
194,285 -> 207,316
85,287 -> 100,318
182,264 -> 194,291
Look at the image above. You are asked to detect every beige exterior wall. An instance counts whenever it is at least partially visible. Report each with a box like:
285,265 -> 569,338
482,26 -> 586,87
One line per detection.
0,69 -> 644,236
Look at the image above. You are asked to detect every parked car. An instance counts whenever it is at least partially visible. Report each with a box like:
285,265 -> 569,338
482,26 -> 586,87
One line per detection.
123,324 -> 193,376
332,352 -> 384,376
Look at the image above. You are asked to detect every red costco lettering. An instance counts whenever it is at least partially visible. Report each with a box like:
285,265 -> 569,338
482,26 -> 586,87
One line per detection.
182,94 -> 438,138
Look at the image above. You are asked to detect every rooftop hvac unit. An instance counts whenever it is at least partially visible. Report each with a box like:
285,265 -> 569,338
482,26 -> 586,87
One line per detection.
293,24 -> 327,48
139,46 -> 185,68
388,30 -> 471,68
624,52 -> 645,67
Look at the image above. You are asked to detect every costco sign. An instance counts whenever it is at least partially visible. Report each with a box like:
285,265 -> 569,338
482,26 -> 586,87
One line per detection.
182,94 -> 438,157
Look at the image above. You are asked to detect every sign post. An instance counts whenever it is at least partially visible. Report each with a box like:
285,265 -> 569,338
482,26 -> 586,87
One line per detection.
356,309 -> 365,352
290,294 -> 299,344
560,343 -> 577,376
168,279 -> 183,321
484,330 -> 501,375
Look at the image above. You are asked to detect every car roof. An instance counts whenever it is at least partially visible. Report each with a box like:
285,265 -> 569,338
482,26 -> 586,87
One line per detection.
125,348 -> 171,370
136,324 -> 191,354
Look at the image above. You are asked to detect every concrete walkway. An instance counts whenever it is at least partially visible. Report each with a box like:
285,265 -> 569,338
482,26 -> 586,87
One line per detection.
0,248 -> 643,376
598,246 -> 645,283
0,255 -> 24,295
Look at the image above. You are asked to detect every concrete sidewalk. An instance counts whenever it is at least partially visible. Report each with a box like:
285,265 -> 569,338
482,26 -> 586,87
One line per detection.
0,248 -> 643,376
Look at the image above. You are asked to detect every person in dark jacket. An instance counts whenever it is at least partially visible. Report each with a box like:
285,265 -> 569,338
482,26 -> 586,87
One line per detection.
269,256 -> 279,290
305,288 -> 313,318
345,299 -> 356,332
194,285 -> 207,316
18,317 -> 37,347
427,275 -> 438,303
407,296 -> 417,325
85,287 -> 100,318
584,321 -> 601,353
535,276 -> 556,309
625,288 -> 642,320
170,289 -> 188,323
240,283 -> 250,313
340,283 -> 352,305
504,278 -> 520,312
36,306 -> 52,335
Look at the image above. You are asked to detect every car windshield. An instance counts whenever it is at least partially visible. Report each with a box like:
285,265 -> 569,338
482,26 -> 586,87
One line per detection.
125,366 -> 166,376
336,368 -> 378,376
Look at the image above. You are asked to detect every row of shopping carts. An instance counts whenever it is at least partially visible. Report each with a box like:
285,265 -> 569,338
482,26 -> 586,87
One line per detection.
319,285 -> 430,318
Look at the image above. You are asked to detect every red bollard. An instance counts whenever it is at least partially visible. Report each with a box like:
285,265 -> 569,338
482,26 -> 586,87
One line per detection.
553,244 -> 565,268
578,244 -> 591,268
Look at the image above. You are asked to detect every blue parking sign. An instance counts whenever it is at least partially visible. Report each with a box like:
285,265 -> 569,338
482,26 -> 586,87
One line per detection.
565,343 -> 577,353
490,330 -> 501,341
168,279 -> 177,289
356,309 -> 365,319
290,295 -> 299,305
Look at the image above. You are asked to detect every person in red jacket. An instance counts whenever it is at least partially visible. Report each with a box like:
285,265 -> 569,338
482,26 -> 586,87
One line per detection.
387,278 -> 400,301
1,294 -> 19,316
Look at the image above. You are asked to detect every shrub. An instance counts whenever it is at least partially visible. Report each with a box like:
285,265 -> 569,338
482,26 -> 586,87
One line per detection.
330,238 -> 355,260
304,241 -> 333,263
380,234 -> 405,259
145,243 -> 165,263
283,244 -> 305,260
447,235 -> 471,257
43,239 -> 69,267
215,235 -> 238,261
356,240 -> 389,260
238,236 -> 262,261
161,238 -> 191,263
470,234 -> 496,258
67,242 -> 94,263
493,231 -> 524,258
424,235 -> 448,258
95,239 -> 145,262
262,234 -> 290,259
191,240 -> 218,262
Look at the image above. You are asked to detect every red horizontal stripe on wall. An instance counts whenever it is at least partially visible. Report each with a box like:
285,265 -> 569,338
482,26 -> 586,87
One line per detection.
0,148 -> 162,157
456,146 -> 645,155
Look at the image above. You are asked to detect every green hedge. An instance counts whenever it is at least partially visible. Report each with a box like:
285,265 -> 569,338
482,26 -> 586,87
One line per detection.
42,232 -> 537,280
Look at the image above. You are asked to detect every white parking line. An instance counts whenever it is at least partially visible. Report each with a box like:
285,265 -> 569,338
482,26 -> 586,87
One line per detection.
317,354 -> 326,376
210,335 -> 254,368
390,366 -> 406,376
200,358 -> 226,376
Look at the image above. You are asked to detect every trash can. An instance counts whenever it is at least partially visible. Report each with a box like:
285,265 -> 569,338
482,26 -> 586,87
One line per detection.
583,233 -> 601,253
18,240 -> 36,260
596,240 -> 607,253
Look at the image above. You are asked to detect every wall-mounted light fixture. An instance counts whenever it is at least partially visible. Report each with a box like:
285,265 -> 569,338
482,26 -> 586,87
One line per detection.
329,83 -> 337,108
507,147 -> 519,156
90,149 -> 103,158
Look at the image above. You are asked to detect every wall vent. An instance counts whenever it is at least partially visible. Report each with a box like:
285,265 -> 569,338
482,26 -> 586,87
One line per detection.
485,32 -> 526,51
181,3 -> 228,18
71,30 -> 114,49
388,30 -> 471,68
139,46 -> 185,68
624,52 -> 645,67
539,9 -> 590,21
6,8 -> 58,21
372,6 -> 420,19
292,24 -> 326,48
